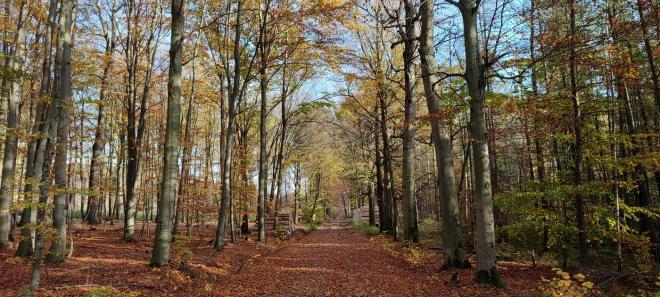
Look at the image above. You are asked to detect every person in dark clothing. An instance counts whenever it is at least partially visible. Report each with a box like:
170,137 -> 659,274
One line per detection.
240,214 -> 250,241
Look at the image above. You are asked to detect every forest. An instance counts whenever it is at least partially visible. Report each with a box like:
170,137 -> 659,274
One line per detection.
0,0 -> 658,295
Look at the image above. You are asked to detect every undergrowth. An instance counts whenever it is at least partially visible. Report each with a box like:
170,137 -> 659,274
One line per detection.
351,221 -> 379,235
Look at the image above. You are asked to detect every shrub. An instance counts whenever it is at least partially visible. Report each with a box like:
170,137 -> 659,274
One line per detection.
304,221 -> 319,234
302,205 -> 324,223
418,217 -> 441,240
620,233 -> 653,275
274,225 -> 288,240
351,221 -> 380,236
88,286 -> 115,297
540,268 -> 597,297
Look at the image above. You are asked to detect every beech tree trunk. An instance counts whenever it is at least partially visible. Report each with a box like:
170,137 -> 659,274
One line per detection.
87,24 -> 116,225
46,0 -> 75,264
378,93 -> 394,234
15,0 -> 57,256
273,42 -> 289,230
150,0 -> 183,266
215,0 -> 243,250
0,0 -> 28,250
401,0 -> 418,243
374,124 -> 386,230
257,0 -> 272,243
419,0 -> 468,267
294,162 -> 300,224
455,0 -> 502,286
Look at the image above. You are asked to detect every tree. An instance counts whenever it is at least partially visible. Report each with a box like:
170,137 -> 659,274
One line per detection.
418,0 -> 468,268
399,0 -> 419,243
567,0 -> 587,262
15,0 -> 59,257
46,0 -> 76,264
449,0 -> 503,286
150,0 -> 184,266
214,0 -> 245,250
257,0 -> 272,243
86,0 -> 118,225
122,0 -> 164,241
0,0 -> 29,250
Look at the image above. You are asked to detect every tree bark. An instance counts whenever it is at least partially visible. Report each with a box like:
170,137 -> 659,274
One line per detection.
273,39 -> 290,230
0,0 -> 28,250
378,98 -> 393,233
150,0 -> 183,266
46,0 -> 75,264
419,0 -> 468,267
15,0 -> 58,255
215,0 -> 243,250
294,162 -> 300,224
568,0 -> 587,262
455,0 -> 502,286
400,0 -> 419,244
257,0 -> 271,243
374,123 -> 386,230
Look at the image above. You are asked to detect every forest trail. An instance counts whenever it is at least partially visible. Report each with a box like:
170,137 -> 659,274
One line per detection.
216,221 -> 437,296
213,222 -> 538,296
0,222 -> 545,296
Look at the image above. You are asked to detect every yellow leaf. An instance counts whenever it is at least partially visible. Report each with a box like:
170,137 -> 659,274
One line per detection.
583,281 -> 593,289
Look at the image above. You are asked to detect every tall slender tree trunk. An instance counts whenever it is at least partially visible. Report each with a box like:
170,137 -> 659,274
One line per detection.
293,162 -> 300,224
378,96 -> 393,233
273,45 -> 289,230
568,0 -> 587,262
151,0 -> 183,266
455,0 -> 503,286
374,124 -> 386,230
215,0 -> 243,250
0,0 -> 29,250
529,0 -> 548,252
46,0 -> 75,264
174,6 -> 204,236
87,30 -> 115,225
400,0 -> 418,243
15,0 -> 57,255
30,78 -> 61,283
257,0 -> 271,243
173,44 -> 197,238
123,0 -> 154,242
419,0 -> 468,267
124,0 -> 138,242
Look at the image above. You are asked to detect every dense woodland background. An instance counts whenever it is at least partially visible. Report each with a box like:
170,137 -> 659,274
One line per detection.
0,0 -> 658,295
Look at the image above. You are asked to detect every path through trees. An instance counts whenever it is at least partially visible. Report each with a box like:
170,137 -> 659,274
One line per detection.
0,222 -> 546,296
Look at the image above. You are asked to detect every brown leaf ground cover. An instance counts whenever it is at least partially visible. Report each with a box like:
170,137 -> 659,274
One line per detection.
0,222 -> 547,296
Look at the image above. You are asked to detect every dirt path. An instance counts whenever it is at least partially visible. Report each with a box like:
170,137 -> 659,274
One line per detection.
216,222 -> 429,296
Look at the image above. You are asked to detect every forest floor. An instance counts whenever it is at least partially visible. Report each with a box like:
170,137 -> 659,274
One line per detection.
0,221 -> 549,296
